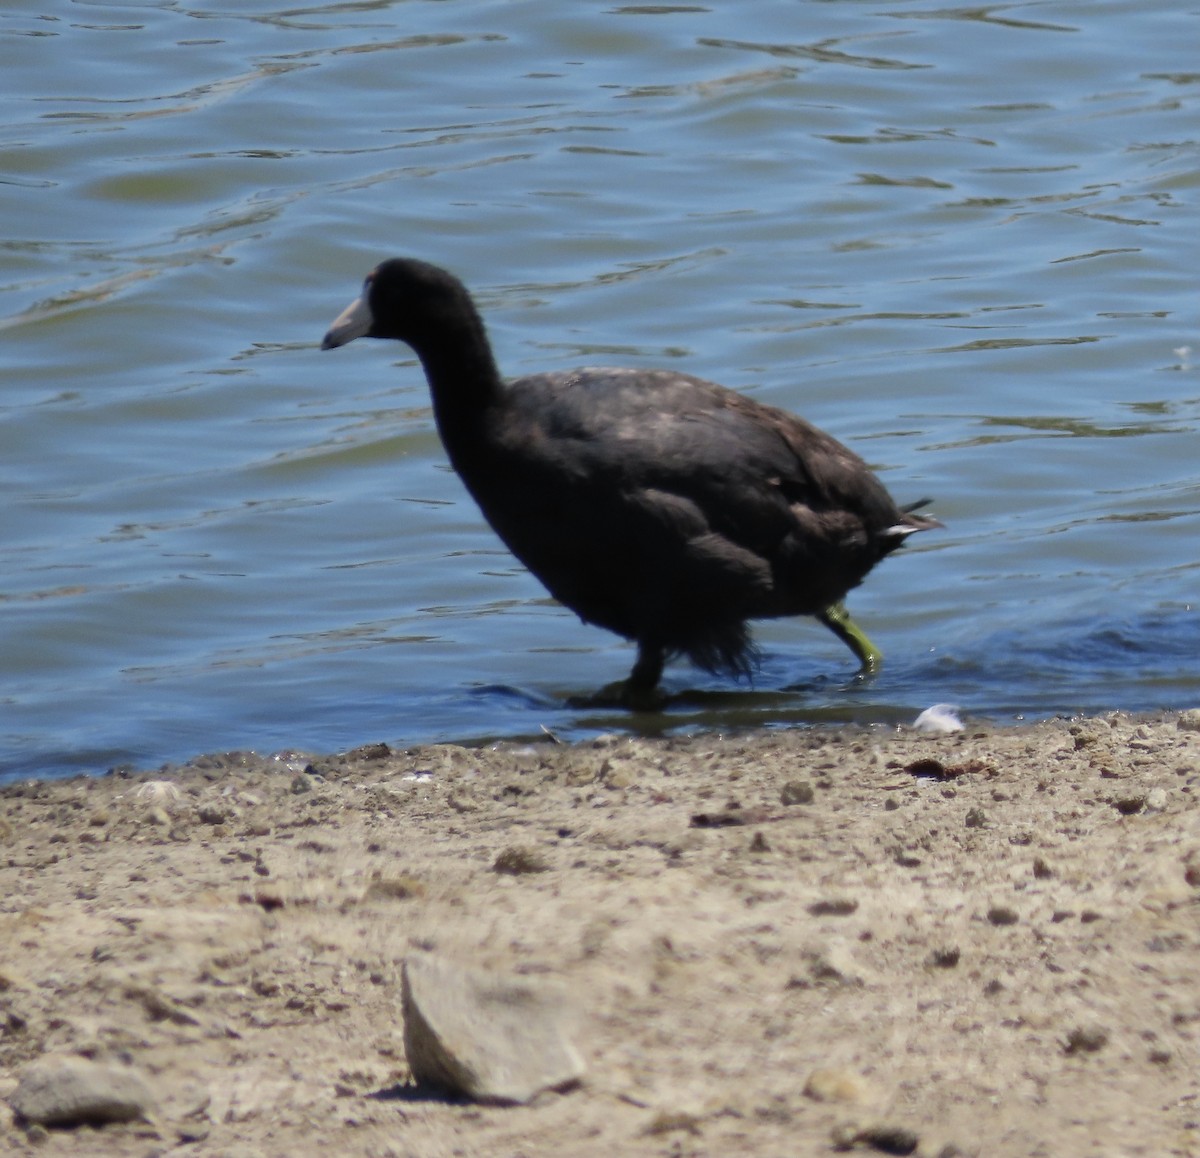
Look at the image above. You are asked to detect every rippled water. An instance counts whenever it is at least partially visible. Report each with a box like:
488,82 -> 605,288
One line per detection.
2,0 -> 1197,781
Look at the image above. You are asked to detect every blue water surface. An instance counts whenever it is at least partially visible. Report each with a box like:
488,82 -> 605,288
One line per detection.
1,0 -> 1197,780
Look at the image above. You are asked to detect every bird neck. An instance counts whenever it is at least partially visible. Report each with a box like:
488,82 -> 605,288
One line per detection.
415,308 -> 505,447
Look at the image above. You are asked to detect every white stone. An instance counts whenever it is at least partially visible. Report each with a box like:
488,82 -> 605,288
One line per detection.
402,955 -> 585,1104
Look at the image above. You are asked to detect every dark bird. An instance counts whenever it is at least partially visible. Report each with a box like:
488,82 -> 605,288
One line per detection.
322,258 -> 940,705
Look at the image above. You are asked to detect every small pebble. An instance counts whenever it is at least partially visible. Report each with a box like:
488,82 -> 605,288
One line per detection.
803,1067 -> 870,1104
808,898 -> 859,917
834,1123 -> 920,1155
987,906 -> 1019,926
10,1056 -> 155,1128
861,1124 -> 920,1155
1064,1025 -> 1109,1054
1176,709 -> 1200,733
780,780 -> 815,806
603,765 -> 634,789
1144,787 -> 1168,812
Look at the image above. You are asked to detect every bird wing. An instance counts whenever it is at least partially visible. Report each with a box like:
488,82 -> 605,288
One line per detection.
489,367 -> 901,546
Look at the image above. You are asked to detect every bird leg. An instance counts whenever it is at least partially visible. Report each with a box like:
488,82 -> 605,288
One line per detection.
567,642 -> 666,711
816,602 -> 881,675
620,643 -> 666,711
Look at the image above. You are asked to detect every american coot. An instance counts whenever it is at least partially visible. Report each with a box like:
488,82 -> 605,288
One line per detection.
322,258 -> 940,704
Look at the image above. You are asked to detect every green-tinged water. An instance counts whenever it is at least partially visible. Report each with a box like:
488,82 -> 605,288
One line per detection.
2,0 -> 1197,780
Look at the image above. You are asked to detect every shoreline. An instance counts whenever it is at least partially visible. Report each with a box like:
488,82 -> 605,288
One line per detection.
3,711 -> 1200,1155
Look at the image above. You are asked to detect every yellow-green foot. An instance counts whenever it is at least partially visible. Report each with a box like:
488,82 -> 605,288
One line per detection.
817,602 -> 881,675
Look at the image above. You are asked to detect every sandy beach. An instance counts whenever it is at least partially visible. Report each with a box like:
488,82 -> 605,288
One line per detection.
3,711 -> 1200,1156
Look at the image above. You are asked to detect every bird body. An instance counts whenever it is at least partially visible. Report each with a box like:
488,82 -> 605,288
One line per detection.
323,258 -> 939,700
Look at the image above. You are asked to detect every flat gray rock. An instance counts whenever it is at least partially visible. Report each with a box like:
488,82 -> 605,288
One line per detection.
402,955 -> 585,1104
9,1055 -> 154,1127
